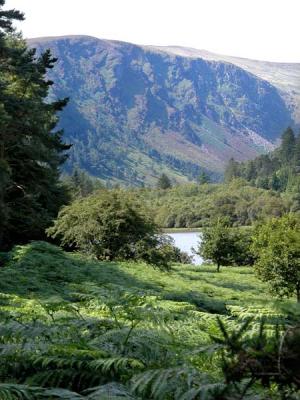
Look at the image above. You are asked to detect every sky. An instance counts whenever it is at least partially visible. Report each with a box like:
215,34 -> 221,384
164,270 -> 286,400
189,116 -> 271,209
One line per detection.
5,0 -> 300,63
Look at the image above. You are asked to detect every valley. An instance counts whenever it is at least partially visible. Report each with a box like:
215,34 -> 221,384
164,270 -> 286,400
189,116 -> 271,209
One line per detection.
28,35 -> 298,186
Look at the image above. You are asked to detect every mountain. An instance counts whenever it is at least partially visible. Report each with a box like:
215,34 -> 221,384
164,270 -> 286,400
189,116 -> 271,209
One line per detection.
28,35 -> 297,186
153,46 -> 300,125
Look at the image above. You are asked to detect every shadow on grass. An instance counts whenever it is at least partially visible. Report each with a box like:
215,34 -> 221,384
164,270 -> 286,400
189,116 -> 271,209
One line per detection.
162,290 -> 227,314
177,271 -> 259,292
0,242 -> 161,301
0,242 -> 250,316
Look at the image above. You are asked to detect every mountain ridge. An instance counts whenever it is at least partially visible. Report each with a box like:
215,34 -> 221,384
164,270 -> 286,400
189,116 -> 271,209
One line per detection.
27,35 -> 297,185
148,44 -> 300,124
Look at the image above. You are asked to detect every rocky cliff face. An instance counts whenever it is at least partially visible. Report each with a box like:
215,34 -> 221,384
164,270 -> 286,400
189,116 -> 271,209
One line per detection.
28,36 -> 295,185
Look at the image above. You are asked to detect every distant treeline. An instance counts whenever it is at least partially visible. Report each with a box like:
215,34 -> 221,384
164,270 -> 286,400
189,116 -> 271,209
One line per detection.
225,127 -> 300,194
131,181 -> 288,228
63,170 -> 289,228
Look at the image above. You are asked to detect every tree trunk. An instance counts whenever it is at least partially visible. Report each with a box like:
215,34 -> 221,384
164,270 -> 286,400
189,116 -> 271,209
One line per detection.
216,263 -> 220,273
297,287 -> 300,303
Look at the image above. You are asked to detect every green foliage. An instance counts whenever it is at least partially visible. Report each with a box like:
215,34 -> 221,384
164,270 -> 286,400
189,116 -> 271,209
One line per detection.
0,242 -> 298,399
0,1 -> 70,250
281,127 -> 296,163
211,313 -> 300,398
197,172 -> 210,185
129,180 -> 287,229
47,190 -> 173,268
156,173 -> 172,190
224,158 -> 241,183
62,168 -> 104,199
224,128 -> 300,202
198,218 -> 238,272
252,214 -> 300,302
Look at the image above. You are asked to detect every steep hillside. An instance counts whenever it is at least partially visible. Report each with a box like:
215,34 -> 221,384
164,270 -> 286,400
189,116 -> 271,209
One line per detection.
28,36 -> 294,186
154,45 -> 300,125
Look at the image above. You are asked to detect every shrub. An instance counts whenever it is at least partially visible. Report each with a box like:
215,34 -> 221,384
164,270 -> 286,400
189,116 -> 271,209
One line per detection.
47,190 -> 172,269
252,214 -> 300,302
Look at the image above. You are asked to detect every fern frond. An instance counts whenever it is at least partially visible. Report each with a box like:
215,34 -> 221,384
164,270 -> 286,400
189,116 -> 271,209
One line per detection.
84,383 -> 136,399
179,382 -> 226,400
90,357 -> 144,375
0,384 -> 83,400
0,384 -> 34,400
131,366 -> 208,399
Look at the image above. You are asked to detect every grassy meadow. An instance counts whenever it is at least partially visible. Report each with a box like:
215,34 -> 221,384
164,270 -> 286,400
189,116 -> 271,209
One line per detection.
0,241 -> 289,399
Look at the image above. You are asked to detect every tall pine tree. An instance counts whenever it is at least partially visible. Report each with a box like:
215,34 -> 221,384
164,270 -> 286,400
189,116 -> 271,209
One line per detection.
280,127 -> 296,164
0,1 -> 70,249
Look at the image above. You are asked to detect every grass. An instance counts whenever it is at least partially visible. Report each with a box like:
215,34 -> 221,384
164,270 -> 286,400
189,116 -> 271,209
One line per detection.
0,241 -> 291,398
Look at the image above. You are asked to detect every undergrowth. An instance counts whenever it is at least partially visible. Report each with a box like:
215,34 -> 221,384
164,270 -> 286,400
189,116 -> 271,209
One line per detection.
0,242 -> 294,399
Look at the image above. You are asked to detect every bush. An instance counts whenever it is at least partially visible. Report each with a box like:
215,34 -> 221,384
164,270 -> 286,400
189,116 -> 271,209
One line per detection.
198,220 -> 254,271
47,190 -> 173,269
232,228 -> 255,266
252,214 -> 300,302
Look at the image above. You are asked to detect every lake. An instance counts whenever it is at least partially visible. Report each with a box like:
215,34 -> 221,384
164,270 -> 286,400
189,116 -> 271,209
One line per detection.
166,231 -> 203,265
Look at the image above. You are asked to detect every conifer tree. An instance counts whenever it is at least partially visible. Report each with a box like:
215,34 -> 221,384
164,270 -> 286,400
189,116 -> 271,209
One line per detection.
280,127 -> 295,164
0,1 -> 70,249
224,158 -> 240,182
294,133 -> 300,167
157,173 -> 172,189
197,171 -> 210,184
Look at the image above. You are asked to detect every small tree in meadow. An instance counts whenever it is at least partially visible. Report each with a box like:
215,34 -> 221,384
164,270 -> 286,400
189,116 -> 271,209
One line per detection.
47,190 -> 172,269
252,215 -> 300,302
198,218 -> 238,272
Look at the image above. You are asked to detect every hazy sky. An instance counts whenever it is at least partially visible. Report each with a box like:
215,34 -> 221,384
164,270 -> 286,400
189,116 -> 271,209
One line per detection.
5,0 -> 300,62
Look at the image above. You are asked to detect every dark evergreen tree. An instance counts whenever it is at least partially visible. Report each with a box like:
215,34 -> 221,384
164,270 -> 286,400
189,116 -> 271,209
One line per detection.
0,1 -> 70,249
223,127 -> 300,198
294,133 -> 300,167
197,171 -> 210,185
280,127 -> 296,163
157,173 -> 172,189
224,158 -> 240,182
68,168 -> 103,197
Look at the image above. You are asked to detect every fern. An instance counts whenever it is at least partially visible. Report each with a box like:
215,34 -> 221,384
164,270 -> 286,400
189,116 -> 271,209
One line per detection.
0,384 -> 82,400
131,367 -> 221,399
83,383 -> 137,399
1,242 -> 298,399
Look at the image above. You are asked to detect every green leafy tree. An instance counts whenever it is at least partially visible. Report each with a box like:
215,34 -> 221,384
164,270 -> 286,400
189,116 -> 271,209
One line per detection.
197,218 -> 238,272
47,190 -> 172,269
0,0 -> 70,249
252,215 -> 300,302
157,173 -> 172,189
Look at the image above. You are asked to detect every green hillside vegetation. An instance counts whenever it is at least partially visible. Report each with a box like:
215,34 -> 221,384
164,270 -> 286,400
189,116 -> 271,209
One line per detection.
0,241 -> 299,399
225,128 -> 300,202
128,180 -> 288,228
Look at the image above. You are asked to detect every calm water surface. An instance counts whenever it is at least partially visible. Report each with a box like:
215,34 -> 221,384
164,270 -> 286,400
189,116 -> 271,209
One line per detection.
166,231 -> 203,265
